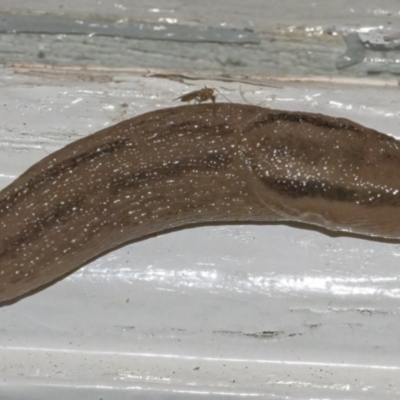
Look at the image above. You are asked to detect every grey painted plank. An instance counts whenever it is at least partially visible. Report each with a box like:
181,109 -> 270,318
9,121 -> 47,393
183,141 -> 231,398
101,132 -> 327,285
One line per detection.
0,14 -> 260,44
1,2 -> 400,77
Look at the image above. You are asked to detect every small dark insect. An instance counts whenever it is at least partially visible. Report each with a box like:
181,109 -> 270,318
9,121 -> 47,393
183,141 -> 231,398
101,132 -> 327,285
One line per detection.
174,86 -> 233,105
174,86 -> 216,104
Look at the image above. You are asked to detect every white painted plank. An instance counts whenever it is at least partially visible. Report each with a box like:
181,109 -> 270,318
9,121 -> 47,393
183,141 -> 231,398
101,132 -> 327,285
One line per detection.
0,66 -> 399,399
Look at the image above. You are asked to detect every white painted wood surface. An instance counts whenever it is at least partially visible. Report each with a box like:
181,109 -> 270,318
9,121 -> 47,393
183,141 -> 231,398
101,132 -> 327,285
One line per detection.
1,0 -> 400,398
0,66 -> 399,399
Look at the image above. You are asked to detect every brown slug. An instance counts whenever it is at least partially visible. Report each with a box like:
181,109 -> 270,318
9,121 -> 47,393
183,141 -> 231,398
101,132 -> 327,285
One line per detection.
1,102 -> 400,303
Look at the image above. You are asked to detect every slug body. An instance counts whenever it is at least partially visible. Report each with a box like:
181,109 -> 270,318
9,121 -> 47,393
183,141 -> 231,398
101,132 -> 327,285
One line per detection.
1,103 -> 400,303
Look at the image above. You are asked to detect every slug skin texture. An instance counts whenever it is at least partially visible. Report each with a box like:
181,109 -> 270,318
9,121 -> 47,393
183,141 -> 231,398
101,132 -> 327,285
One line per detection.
1,103 -> 400,303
